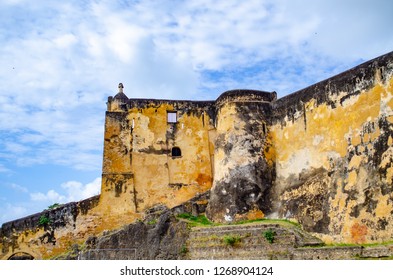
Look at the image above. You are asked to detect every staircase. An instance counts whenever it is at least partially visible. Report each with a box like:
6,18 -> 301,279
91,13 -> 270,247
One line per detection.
186,222 -> 323,260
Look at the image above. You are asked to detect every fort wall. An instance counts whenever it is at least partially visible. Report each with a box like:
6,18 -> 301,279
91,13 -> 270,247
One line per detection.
269,52 -> 393,243
207,90 -> 276,222
103,97 -> 216,212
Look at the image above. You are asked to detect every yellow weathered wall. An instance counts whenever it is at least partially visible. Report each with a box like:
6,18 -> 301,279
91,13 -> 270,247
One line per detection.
0,196 -> 140,259
270,64 -> 393,244
127,103 -> 213,210
100,111 -> 136,216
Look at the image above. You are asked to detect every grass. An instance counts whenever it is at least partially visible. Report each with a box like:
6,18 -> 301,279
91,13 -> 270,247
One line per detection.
176,213 -> 215,227
242,218 -> 301,228
176,213 -> 301,229
230,218 -> 265,225
356,255 -> 393,260
362,240 -> 393,247
147,219 -> 157,225
322,240 -> 393,248
217,217 -> 301,228
223,234 -> 241,246
323,243 -> 358,247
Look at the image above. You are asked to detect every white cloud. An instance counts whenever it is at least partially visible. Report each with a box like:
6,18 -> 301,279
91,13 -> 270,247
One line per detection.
276,0 -> 393,60
2,0 -> 24,5
30,189 -> 66,203
4,142 -> 30,153
53,33 -> 77,49
0,163 -> 11,173
29,177 -> 101,204
0,203 -> 29,226
61,177 -> 101,202
9,183 -> 28,193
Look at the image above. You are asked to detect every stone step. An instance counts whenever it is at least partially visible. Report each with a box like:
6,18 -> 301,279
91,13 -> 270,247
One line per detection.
190,227 -> 288,238
190,228 -> 294,235
187,236 -> 295,248
187,247 -> 293,260
188,235 -> 293,243
188,244 -> 294,253
185,222 -> 324,260
190,223 -> 282,233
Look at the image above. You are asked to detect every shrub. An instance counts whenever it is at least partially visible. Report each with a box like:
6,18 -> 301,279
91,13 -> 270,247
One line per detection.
263,229 -> 276,244
48,203 -> 60,210
223,235 -> 241,246
180,245 -> 188,255
38,215 -> 51,226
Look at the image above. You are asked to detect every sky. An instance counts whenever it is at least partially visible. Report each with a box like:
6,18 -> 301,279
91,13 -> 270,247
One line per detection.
0,0 -> 392,226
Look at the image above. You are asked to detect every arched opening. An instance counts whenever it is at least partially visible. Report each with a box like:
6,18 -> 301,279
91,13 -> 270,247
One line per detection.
8,252 -> 35,260
171,147 -> 181,157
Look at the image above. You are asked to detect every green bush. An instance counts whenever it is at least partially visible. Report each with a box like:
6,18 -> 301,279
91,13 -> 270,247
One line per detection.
263,229 -> 276,244
180,245 -> 188,255
38,215 -> 51,226
48,203 -> 60,210
223,235 -> 241,246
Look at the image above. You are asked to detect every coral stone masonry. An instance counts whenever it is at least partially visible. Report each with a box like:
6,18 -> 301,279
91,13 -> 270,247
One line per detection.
1,51 -> 393,259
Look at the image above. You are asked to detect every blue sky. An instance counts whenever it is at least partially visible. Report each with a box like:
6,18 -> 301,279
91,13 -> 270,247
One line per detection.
0,0 -> 392,225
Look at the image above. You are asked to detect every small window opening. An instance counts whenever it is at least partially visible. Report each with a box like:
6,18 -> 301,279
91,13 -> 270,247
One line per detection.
171,147 -> 181,157
167,111 -> 177,123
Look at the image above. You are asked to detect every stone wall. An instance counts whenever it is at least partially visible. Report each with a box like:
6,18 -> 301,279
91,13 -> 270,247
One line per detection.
1,196 -> 100,259
268,51 -> 393,244
104,96 -> 216,213
207,90 -> 276,222
79,211 -> 189,260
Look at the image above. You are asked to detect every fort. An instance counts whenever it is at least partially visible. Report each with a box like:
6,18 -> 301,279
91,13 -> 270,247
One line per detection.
1,51 -> 393,259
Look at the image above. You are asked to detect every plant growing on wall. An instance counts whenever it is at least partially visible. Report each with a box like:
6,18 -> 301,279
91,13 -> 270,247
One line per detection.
176,213 -> 213,226
263,229 -> 276,244
47,203 -> 60,210
147,219 -> 157,225
223,234 -> 241,246
38,215 -> 51,226
180,245 -> 188,255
